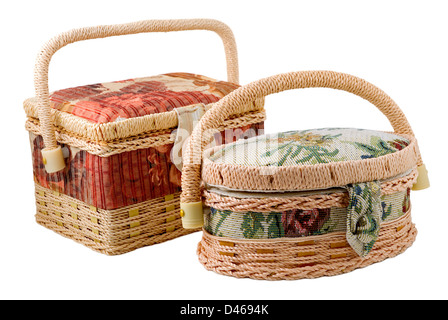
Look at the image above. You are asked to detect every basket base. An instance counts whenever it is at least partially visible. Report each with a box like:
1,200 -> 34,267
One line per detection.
197,210 -> 417,280
36,215 -> 197,255
34,183 -> 199,255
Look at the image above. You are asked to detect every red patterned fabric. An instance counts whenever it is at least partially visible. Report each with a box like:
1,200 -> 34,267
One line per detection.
30,123 -> 264,210
49,73 -> 239,123
32,72 -> 264,209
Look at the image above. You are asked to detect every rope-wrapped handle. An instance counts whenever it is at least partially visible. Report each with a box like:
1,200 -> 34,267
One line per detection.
34,18 -> 239,173
180,70 -> 428,229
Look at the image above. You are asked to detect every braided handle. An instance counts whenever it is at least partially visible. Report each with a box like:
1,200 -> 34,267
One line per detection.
34,19 -> 239,172
180,70 -> 427,229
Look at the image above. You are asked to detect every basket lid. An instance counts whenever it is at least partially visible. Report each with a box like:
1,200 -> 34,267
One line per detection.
24,72 -> 264,143
34,73 -> 238,124
202,127 -> 420,192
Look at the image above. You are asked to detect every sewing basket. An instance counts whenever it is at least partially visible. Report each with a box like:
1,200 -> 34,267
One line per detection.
24,19 -> 265,255
180,70 -> 429,280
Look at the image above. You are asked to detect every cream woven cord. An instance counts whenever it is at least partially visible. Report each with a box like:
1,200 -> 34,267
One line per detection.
181,70 -> 424,205
197,210 -> 417,280
203,167 -> 417,212
33,19 -> 239,152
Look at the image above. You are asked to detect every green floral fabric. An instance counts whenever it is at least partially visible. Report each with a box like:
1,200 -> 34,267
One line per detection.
204,189 -> 410,241
208,128 -> 410,167
346,181 -> 382,257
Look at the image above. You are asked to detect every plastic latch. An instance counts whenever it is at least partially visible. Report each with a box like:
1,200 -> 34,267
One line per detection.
412,164 -> 430,191
180,202 -> 204,229
41,146 -> 65,173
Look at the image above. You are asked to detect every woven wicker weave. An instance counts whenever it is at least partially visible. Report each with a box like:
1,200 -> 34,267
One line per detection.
34,184 -> 189,255
25,19 -> 265,255
198,210 -> 417,280
180,70 -> 429,280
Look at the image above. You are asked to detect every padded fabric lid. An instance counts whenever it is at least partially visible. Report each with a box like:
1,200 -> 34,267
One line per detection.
202,127 -> 420,192
40,72 -> 239,124
24,72 -> 267,144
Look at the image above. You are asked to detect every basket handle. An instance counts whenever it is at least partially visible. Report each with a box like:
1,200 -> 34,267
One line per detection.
180,70 -> 428,229
34,18 -> 239,173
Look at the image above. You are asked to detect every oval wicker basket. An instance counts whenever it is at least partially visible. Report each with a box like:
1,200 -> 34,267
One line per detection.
180,70 -> 429,280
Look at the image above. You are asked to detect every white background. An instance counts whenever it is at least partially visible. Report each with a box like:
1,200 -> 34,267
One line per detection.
1,0 -> 446,300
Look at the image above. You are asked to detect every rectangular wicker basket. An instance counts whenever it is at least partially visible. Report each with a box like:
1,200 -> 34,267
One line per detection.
24,19 -> 265,255
179,70 -> 429,280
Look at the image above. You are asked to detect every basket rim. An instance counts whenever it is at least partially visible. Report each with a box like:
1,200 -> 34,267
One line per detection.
203,166 -> 417,213
24,98 -> 265,144
25,107 -> 265,157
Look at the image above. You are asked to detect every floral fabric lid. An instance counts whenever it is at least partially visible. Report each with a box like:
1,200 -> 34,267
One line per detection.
202,127 -> 420,192
27,72 -> 239,124
208,128 -> 410,166
23,72 -> 264,144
